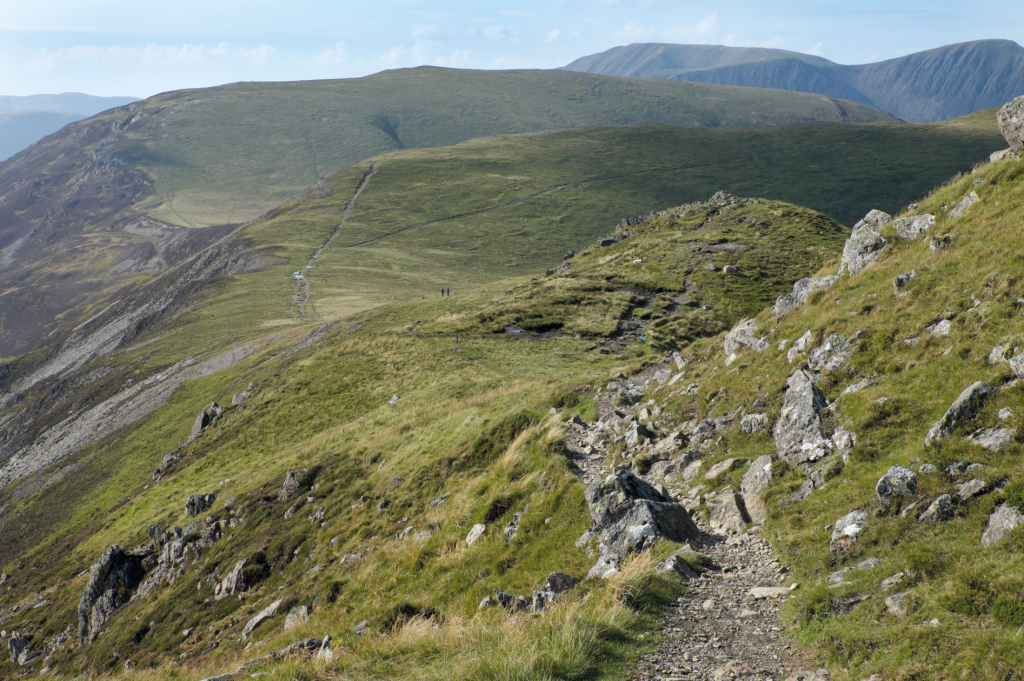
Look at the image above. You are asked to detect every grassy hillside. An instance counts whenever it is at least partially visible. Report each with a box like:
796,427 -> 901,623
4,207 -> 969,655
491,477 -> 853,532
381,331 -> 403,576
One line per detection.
0,193 -> 848,679
0,67 -> 897,359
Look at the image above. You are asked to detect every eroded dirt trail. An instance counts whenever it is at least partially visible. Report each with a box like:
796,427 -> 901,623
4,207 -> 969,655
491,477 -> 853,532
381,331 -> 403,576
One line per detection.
634,529 -> 801,681
294,161 -> 380,316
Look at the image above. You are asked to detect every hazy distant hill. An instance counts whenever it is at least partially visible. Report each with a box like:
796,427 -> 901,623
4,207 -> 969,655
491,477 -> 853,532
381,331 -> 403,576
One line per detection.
0,111 -> 83,161
564,39 -> 1024,122
0,93 -> 139,160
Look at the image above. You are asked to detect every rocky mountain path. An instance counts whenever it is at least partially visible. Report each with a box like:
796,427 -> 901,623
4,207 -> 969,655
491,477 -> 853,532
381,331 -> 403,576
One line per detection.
633,528 -> 807,681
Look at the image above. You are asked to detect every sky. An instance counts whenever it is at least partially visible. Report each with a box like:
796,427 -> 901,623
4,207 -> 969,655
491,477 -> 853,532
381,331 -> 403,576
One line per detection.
0,0 -> 1022,98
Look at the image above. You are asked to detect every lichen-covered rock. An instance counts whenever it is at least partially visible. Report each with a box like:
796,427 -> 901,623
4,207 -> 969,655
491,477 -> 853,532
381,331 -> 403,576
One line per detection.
773,276 -> 838,318
830,510 -> 867,554
965,427 -> 1016,453
583,471 -> 699,577
774,370 -> 831,470
544,572 -> 579,594
1008,352 -> 1024,379
741,413 -> 768,434
466,523 -> 487,547
185,493 -> 216,516
807,333 -> 853,372
929,234 -> 952,253
981,504 -> 1024,546
924,381 -> 994,447
78,546 -> 152,644
892,214 -> 934,240
876,466 -> 917,505
8,632 -> 29,665
839,210 -> 890,276
949,191 -> 980,219
995,96 -> 1019,151
723,318 -> 768,355
278,469 -> 308,502
787,330 -> 814,363
243,598 -> 283,639
284,605 -> 310,632
918,494 -> 955,523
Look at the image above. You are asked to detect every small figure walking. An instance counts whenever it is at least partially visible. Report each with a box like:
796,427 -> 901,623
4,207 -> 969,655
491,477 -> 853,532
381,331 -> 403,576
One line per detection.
446,287 -> 450,296
441,288 -> 444,297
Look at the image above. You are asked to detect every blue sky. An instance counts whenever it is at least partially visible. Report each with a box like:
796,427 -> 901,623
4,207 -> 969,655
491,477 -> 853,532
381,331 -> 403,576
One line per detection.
1,0 -> 1022,98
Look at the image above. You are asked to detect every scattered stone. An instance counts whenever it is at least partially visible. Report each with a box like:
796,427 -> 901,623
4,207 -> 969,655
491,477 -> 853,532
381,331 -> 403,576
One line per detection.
999,97 -> 1024,153
880,572 -> 907,591
875,466 -> 917,505
839,210 -> 890,276
773,276 -> 838,318
893,270 -> 916,293
885,591 -> 911,615
278,470 -> 307,502
214,559 -> 247,600
504,511 -> 523,541
989,345 -> 1008,365
8,632 -> 29,665
388,393 -> 400,405
918,463 -> 937,473
354,620 -> 369,636
981,504 -> 1024,546
568,414 -> 586,427
956,479 -> 988,501
377,500 -> 390,513
478,595 -> 493,609
704,458 -> 740,480
428,493 -> 449,508
242,598 -> 283,639
185,493 -> 216,516
990,148 -> 1017,162
189,407 -> 214,442
1009,352 -> 1024,379
774,370 -> 831,470
892,214 -> 934,240
712,660 -> 752,680
928,319 -> 952,337
704,263 -> 718,271
750,586 -> 793,599
949,191 -> 980,219
740,413 -> 768,434
284,605 -> 310,632
830,510 -> 867,554
924,381 -> 994,447
787,330 -> 814,363
657,554 -> 699,580
723,318 -> 768,354
1000,407 -> 1014,421
929,234 -> 952,253
832,428 -> 857,460
466,523 -> 487,547
544,572 -> 579,594
807,332 -> 853,372
965,427 -> 1016,453
918,494 -> 955,523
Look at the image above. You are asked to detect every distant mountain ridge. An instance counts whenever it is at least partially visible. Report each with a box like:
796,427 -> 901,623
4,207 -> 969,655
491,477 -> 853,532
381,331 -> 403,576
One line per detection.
0,92 -> 139,161
563,40 -> 1024,123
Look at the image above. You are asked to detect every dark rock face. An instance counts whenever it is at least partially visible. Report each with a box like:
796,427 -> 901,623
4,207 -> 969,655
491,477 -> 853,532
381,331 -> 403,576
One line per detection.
77,545 -> 152,644
278,469 -> 307,502
185,493 -> 216,516
998,95 -> 1024,154
875,466 -> 917,505
583,471 -> 699,578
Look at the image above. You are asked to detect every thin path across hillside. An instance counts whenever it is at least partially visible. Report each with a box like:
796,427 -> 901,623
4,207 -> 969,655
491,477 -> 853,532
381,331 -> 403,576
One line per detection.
294,161 -> 380,317
633,529 -> 803,681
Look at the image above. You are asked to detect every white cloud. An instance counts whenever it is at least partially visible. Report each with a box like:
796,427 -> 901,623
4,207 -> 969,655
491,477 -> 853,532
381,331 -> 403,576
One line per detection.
483,25 -> 508,41
378,46 -> 407,68
546,29 -> 562,42
28,42 -> 273,71
497,10 -> 533,17
312,41 -> 346,66
662,14 -> 717,43
805,41 -> 825,56
615,22 -> 656,42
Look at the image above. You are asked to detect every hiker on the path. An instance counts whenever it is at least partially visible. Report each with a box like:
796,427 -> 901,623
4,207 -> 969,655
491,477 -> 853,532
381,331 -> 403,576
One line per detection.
446,287 -> 450,296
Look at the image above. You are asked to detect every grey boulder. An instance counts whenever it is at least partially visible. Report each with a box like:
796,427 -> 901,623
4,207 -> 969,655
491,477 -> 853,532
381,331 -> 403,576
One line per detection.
773,275 -> 837,318
892,214 -> 934,240
284,605 -> 311,632
78,546 -> 152,644
1008,352 -> 1024,379
965,427 -> 1016,453
185,493 -> 216,516
949,191 -> 980,219
876,466 -> 917,505
242,598 -> 283,639
981,504 -> 1024,546
8,632 -> 29,665
723,318 -> 768,355
830,510 -> 867,555
924,381 -> 994,447
807,333 -> 853,372
740,455 -> 773,524
740,413 -> 768,434
707,489 -> 751,534
839,210 -> 890,276
918,494 -> 954,523
998,95 -> 1024,154
583,471 -> 699,577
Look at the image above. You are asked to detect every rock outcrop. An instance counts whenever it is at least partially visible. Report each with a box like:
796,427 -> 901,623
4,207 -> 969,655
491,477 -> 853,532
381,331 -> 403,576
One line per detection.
892,214 -> 934,240
949,191 -> 980,219
981,504 -> 1024,546
875,466 -> 917,505
773,276 -> 837,318
807,332 -> 855,372
185,493 -> 216,516
707,489 -> 751,534
839,210 -> 890,276
723,318 -> 768,355
78,546 -> 152,644
774,371 -> 831,470
924,382 -> 994,447
830,510 -> 867,554
998,95 -> 1024,154
740,455 -> 773,524
582,471 -> 699,578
